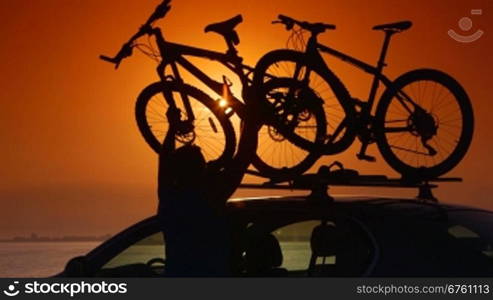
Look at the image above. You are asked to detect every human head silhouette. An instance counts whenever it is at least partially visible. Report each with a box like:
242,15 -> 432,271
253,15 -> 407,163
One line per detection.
170,144 -> 206,188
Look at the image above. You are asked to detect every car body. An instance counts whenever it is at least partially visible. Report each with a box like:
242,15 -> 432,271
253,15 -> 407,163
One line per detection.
59,194 -> 493,277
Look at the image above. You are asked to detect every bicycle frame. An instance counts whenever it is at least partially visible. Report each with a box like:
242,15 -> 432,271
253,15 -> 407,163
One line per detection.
304,32 -> 415,118
289,31 -> 426,158
149,27 -> 253,121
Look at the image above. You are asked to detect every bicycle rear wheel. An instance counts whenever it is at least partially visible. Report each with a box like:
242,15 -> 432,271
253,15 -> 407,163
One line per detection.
135,81 -> 236,166
252,77 -> 326,179
375,69 -> 474,179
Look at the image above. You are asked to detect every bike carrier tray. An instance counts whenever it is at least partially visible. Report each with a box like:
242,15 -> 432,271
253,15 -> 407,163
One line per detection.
242,168 -> 462,202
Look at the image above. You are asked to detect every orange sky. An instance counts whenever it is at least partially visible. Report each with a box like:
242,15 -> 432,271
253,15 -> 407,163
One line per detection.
1,0 -> 492,238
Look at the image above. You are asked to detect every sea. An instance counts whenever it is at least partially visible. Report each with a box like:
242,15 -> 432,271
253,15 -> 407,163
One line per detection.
0,241 -> 323,277
0,242 -> 100,277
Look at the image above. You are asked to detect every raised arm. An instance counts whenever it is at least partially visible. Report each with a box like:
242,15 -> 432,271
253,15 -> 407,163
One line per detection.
205,106 -> 262,211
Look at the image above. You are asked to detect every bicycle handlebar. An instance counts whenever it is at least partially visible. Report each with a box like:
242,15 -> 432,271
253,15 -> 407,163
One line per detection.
144,0 -> 171,27
99,0 -> 171,69
99,41 -> 133,69
273,14 -> 336,33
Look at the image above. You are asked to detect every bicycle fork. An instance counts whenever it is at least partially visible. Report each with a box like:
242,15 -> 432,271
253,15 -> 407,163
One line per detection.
157,62 -> 196,135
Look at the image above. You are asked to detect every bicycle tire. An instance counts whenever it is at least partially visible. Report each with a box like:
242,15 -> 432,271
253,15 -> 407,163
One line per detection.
253,49 -> 356,155
251,77 -> 327,179
375,69 -> 474,179
135,81 -> 236,167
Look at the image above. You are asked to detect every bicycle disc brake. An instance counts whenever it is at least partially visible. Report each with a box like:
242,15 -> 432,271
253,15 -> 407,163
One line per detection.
269,91 -> 299,129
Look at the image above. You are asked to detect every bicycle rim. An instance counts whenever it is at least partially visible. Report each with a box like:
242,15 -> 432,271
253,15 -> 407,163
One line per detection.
252,77 -> 326,179
253,50 -> 356,154
376,69 -> 474,179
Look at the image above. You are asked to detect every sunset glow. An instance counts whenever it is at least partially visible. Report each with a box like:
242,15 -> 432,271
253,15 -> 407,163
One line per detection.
0,0 -> 492,238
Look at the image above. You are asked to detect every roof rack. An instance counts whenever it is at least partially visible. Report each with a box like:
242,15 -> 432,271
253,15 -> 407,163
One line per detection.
241,165 -> 462,202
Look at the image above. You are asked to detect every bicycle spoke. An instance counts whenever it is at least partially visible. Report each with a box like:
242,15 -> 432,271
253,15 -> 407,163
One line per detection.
389,142 -> 429,155
384,126 -> 412,133
385,119 -> 408,123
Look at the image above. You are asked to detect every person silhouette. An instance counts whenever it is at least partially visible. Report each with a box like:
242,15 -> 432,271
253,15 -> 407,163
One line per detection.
157,105 -> 259,276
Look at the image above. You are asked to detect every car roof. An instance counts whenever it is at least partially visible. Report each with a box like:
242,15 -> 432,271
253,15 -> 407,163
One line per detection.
228,193 -> 490,211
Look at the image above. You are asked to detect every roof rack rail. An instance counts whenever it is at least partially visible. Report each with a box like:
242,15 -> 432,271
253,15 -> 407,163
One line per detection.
242,164 -> 462,202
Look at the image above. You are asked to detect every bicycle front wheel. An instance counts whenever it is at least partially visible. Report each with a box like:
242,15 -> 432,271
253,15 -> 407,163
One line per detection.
375,69 -> 474,179
135,81 -> 236,166
252,77 -> 327,179
253,50 -> 356,155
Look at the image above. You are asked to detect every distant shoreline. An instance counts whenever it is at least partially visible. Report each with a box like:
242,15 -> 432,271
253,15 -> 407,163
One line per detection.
0,239 -> 106,243
0,234 -> 111,243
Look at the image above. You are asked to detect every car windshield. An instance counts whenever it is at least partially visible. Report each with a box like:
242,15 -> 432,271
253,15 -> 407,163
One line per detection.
96,232 -> 165,277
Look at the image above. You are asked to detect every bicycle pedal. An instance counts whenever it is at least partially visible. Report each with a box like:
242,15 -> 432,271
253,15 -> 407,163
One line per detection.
357,153 -> 376,162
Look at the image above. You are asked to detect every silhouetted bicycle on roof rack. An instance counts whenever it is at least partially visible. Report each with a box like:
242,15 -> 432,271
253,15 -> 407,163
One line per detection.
100,0 -> 326,175
253,15 -> 474,180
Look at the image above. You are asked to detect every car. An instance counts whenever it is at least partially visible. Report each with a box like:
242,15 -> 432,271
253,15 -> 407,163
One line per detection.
59,187 -> 493,277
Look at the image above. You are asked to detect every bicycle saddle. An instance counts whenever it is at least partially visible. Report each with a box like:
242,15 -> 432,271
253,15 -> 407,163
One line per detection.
205,14 -> 243,45
372,21 -> 412,32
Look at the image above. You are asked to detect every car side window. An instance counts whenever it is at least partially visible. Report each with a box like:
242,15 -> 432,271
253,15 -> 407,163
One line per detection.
272,220 -> 322,272
447,217 -> 493,261
272,219 -> 374,276
98,232 -> 165,276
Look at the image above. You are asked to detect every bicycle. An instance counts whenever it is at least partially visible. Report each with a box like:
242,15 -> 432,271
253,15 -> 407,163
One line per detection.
253,15 -> 474,179
100,1 -> 326,176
